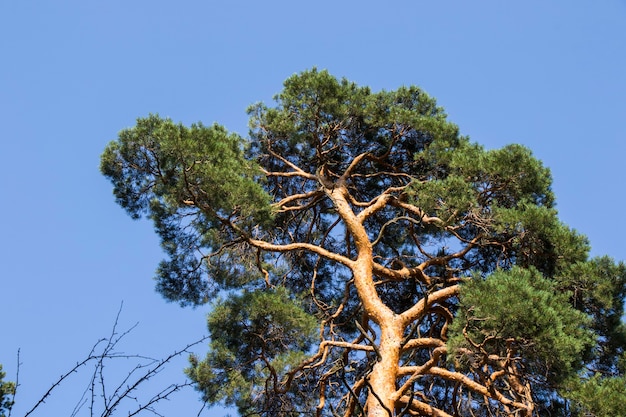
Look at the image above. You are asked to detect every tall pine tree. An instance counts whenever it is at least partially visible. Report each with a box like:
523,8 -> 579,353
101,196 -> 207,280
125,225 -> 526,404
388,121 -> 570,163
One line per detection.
102,69 -> 625,416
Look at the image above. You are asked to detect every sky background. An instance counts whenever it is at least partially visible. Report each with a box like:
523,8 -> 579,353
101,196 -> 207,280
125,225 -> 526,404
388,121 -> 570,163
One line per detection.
1,1 -> 625,416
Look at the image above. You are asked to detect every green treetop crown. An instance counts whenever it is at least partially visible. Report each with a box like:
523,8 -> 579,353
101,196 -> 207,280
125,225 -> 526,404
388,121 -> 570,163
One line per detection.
101,69 -> 626,417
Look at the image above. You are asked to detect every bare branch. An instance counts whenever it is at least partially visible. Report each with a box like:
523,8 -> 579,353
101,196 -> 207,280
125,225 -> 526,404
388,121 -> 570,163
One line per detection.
371,215 -> 422,247
265,146 -> 317,181
400,285 -> 460,326
427,366 -> 532,414
248,238 -> 354,268
273,190 -> 323,210
390,199 -> 444,226
339,152 -> 370,183
22,304 -> 209,417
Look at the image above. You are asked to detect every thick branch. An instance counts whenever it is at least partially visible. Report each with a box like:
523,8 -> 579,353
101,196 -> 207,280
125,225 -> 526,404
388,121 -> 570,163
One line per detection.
401,337 -> 446,352
262,168 -> 317,180
326,186 -> 394,325
427,367 -> 532,414
264,146 -> 317,181
394,346 -> 447,403
273,190 -> 323,209
390,199 -> 444,226
339,151 -> 371,183
418,236 -> 480,271
372,262 -> 431,286
356,194 -> 393,223
400,285 -> 460,326
248,238 -> 354,269
395,396 -> 454,417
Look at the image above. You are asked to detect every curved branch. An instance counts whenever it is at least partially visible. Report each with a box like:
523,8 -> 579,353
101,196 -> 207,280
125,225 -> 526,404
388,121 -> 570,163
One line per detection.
418,236 -> 480,271
372,262 -> 431,285
427,367 -> 533,414
248,238 -> 354,269
390,199 -> 444,226
345,184 -> 408,208
355,194 -> 393,223
264,146 -> 317,180
400,285 -> 460,326
394,346 -> 447,402
395,395 -> 454,417
401,337 -> 446,352
273,190 -> 323,209
339,151 -> 370,183
371,216 -> 422,248
262,169 -> 317,180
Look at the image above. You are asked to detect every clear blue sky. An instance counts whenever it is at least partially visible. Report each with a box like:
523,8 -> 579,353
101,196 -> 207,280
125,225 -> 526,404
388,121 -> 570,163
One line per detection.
1,1 -> 625,416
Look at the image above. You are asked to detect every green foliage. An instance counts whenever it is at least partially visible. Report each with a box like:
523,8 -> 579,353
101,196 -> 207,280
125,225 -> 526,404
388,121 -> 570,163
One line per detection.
412,143 -> 554,212
492,203 -> 589,276
556,257 -> 626,371
101,115 -> 273,305
101,115 -> 271,221
566,373 -> 626,417
448,267 -> 594,385
409,141 -> 588,277
0,365 -> 15,417
248,68 -> 463,197
186,287 -> 317,414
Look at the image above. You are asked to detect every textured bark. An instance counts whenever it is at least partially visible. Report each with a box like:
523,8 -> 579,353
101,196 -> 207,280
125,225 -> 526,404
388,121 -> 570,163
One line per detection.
328,184 -> 402,416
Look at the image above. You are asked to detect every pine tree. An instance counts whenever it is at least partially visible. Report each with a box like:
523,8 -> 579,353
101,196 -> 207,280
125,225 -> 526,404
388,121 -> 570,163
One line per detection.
101,69 -> 626,416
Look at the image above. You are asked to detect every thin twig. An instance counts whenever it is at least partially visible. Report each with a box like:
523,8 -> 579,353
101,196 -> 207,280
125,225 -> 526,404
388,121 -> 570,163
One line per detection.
22,303 -> 209,417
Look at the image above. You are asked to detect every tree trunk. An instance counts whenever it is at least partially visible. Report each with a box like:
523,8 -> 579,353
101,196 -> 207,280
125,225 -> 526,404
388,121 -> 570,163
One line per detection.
365,318 -> 404,417
328,186 -> 402,416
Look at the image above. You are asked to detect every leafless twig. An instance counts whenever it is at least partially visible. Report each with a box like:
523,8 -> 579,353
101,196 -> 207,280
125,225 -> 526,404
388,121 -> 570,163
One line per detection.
17,303 -> 208,417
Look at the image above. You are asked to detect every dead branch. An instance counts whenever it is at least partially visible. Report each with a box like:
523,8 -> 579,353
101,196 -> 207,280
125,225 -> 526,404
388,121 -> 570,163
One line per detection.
17,304 -> 208,417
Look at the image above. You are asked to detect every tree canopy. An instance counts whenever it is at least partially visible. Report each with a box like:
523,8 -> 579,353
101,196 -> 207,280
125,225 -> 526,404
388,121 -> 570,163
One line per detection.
101,69 -> 626,417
